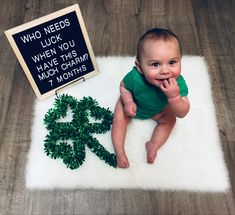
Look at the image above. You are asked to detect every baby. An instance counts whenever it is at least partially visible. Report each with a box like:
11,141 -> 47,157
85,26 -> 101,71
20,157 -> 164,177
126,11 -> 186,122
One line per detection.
111,28 -> 190,168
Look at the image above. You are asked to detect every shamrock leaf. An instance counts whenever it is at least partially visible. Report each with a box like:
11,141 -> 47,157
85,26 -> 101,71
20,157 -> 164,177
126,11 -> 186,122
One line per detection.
43,94 -> 117,169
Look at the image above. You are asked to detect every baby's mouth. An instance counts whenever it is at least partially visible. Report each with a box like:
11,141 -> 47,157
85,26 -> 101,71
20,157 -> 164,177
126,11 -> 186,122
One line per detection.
156,78 -> 169,81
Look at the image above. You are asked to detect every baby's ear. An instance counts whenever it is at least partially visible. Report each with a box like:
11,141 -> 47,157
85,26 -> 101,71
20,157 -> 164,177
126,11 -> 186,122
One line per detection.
135,61 -> 143,74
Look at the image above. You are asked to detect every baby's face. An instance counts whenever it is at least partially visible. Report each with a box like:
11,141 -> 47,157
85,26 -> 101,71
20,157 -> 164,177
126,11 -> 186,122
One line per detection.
137,38 -> 181,87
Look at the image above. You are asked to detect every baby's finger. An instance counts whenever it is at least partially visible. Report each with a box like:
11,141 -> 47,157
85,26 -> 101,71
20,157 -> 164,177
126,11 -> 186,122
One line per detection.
128,107 -> 135,117
131,108 -> 136,115
163,79 -> 170,88
169,78 -> 176,85
129,111 -> 136,117
160,83 -> 167,93
133,105 -> 137,113
131,112 -> 136,117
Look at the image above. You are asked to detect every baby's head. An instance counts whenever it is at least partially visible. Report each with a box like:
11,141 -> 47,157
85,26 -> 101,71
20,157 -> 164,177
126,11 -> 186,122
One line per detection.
136,28 -> 182,63
135,28 -> 182,87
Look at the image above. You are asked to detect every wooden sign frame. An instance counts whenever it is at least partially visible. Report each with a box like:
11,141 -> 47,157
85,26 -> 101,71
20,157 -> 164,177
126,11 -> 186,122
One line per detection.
5,4 -> 99,100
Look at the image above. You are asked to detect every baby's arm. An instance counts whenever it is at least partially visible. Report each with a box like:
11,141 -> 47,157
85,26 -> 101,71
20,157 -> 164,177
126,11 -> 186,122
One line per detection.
120,81 -> 137,117
168,96 -> 190,118
160,78 -> 190,118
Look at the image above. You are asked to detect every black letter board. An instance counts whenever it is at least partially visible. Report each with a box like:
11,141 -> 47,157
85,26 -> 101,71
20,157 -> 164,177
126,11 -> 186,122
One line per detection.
5,4 -> 98,100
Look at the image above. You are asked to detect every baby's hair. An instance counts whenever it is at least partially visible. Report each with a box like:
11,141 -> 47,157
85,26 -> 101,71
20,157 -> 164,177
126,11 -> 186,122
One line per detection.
136,28 -> 182,62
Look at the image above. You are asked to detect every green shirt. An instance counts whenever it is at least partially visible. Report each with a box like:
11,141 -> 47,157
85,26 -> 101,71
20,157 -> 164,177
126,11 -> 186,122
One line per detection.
123,67 -> 188,119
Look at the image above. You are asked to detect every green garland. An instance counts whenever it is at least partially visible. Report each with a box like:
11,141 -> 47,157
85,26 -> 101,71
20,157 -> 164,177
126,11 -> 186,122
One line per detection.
43,94 -> 117,169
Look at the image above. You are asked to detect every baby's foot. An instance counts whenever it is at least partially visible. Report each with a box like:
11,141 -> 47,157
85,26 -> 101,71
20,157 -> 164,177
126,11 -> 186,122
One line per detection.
116,152 -> 130,168
145,141 -> 158,164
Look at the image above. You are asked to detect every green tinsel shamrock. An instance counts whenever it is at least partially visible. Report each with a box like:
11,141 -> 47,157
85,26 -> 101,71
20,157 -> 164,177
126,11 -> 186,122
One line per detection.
43,94 -> 117,169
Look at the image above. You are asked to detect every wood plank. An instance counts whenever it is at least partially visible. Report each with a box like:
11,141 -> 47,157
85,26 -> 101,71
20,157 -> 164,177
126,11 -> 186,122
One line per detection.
138,0 -> 201,55
0,0 -> 27,148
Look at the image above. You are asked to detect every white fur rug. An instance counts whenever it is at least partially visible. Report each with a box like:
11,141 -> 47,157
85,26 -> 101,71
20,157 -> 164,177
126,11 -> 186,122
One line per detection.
26,56 -> 230,191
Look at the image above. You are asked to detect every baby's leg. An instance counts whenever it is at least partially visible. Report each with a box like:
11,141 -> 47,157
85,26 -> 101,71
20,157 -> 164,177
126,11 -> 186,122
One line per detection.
112,98 -> 131,168
146,107 -> 176,164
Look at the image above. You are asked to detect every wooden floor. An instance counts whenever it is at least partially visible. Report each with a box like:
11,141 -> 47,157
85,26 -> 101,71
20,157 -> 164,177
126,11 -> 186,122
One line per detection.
1,0 -> 235,214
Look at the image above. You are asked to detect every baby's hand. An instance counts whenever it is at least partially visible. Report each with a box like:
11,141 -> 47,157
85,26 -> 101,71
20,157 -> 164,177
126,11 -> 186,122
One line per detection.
124,101 -> 136,117
160,78 -> 180,99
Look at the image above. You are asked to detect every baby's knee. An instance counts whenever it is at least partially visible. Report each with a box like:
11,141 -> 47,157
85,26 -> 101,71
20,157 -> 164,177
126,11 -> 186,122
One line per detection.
113,111 -> 131,125
166,113 -> 176,127
158,112 -> 176,128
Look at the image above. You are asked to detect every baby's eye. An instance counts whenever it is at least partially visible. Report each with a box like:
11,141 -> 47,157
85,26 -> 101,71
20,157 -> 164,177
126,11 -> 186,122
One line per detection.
169,60 -> 177,65
152,62 -> 160,67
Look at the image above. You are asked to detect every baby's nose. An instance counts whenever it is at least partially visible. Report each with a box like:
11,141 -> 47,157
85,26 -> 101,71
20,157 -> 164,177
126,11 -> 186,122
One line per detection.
160,67 -> 170,75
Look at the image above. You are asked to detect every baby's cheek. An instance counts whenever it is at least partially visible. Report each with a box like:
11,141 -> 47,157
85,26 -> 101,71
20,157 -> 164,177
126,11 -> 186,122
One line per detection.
145,75 -> 155,84
174,68 -> 181,78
